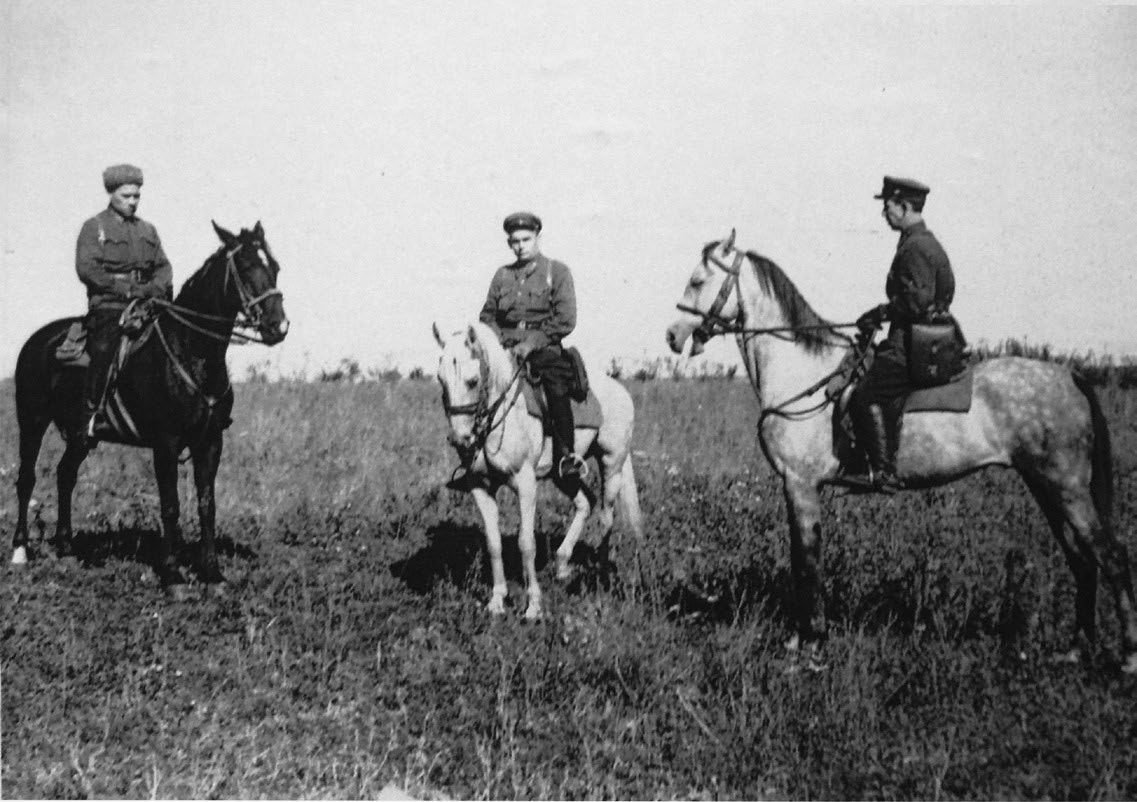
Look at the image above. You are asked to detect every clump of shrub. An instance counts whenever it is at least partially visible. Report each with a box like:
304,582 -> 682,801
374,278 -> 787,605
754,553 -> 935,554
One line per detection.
973,338 -> 1137,387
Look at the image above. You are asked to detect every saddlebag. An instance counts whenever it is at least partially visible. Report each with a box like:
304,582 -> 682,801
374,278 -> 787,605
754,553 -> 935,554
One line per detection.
907,321 -> 964,388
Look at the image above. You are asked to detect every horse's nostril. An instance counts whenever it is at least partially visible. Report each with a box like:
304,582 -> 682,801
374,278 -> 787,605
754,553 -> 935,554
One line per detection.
279,319 -> 290,336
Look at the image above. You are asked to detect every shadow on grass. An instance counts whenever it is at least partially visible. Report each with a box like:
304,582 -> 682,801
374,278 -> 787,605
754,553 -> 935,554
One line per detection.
390,521 -> 623,597
65,526 -> 256,572
663,562 -> 795,627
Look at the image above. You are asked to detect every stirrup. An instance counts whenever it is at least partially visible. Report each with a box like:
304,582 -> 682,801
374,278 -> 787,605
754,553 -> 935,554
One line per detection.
558,454 -> 588,481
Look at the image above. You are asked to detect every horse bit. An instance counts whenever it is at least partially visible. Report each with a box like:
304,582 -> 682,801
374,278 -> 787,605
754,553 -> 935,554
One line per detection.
442,359 -> 525,467
676,241 -> 866,421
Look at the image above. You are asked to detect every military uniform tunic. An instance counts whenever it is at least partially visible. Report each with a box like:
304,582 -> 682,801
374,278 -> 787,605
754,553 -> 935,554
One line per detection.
881,221 -> 954,354
478,253 -> 576,351
76,206 -> 173,310
864,221 -> 955,406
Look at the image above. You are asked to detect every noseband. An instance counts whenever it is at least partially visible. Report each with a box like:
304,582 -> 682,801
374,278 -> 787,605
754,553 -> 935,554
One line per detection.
442,356 -> 525,464
677,247 -> 745,346
224,244 -> 283,328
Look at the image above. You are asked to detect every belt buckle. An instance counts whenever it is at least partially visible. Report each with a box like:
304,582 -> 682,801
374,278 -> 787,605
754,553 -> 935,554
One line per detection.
517,321 -> 527,331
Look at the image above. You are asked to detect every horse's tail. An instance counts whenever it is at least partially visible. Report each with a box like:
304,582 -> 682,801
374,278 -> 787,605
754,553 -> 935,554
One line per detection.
618,454 -> 644,539
1072,371 -> 1114,531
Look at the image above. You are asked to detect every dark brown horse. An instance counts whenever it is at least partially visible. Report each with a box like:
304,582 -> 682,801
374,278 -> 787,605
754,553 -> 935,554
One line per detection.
11,221 -> 288,598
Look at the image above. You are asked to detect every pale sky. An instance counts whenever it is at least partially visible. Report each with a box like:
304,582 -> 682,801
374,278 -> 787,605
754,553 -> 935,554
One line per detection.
3,2 -> 1135,379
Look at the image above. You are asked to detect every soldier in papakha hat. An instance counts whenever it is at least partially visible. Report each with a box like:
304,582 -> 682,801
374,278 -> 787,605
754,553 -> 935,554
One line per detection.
845,176 -> 960,493
448,211 -> 585,490
74,164 -> 174,442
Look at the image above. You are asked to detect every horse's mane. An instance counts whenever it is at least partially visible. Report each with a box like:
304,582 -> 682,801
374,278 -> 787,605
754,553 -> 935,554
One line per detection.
743,249 -> 834,354
467,321 -> 516,391
174,245 -> 227,306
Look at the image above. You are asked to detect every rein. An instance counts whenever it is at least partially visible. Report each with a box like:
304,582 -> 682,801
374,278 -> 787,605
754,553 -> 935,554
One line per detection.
681,246 -> 859,346
154,245 -> 283,345
682,244 -> 872,422
444,358 -> 527,465
139,243 -> 279,433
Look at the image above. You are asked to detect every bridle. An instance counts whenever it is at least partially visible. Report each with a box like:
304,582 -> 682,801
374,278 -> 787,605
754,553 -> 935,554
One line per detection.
677,237 -> 859,345
157,243 -> 284,344
676,235 -> 870,421
679,244 -> 747,349
146,241 -> 283,440
441,352 -> 525,465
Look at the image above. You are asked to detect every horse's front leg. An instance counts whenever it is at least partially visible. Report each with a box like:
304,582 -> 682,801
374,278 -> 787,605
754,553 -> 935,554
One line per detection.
782,474 -> 828,647
152,439 -> 191,596
470,485 -> 508,615
513,463 -> 543,619
53,438 -> 90,560
190,433 -> 227,592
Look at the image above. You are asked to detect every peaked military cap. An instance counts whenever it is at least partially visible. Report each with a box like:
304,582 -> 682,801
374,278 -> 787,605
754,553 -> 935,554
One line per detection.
503,211 -> 542,234
103,164 -> 144,192
874,176 -> 929,202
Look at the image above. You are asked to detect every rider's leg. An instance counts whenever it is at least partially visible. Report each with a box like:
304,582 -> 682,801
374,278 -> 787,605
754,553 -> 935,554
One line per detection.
529,346 -> 583,482
848,347 -> 907,491
81,308 -> 121,439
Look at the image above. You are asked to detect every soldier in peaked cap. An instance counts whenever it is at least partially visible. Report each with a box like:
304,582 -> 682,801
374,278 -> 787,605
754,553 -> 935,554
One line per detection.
844,176 -> 962,493
448,211 -> 584,490
75,164 -> 174,442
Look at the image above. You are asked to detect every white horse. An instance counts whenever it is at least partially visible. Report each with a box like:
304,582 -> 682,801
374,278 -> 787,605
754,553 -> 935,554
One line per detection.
666,231 -> 1137,672
433,321 -> 643,619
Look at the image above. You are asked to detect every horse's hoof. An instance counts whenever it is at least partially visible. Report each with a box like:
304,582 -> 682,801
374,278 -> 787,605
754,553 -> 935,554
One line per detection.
10,547 -> 28,566
486,598 -> 506,616
166,582 -> 197,603
555,563 -> 573,582
1049,648 -> 1082,666
524,606 -> 544,621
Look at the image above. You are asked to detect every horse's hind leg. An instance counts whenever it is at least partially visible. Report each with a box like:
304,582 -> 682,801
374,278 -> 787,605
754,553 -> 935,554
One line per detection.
554,479 -> 593,583
1023,477 -> 1097,654
1065,494 -> 1137,666
1029,474 -> 1137,667
12,416 -> 51,564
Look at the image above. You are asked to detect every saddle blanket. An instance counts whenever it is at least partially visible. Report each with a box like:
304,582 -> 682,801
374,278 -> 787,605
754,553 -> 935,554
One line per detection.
904,367 -> 974,414
519,382 -> 603,430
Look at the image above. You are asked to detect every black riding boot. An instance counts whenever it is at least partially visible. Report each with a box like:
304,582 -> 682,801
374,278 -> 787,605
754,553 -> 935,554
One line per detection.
842,399 -> 901,493
546,391 -> 583,484
80,313 -> 118,446
869,404 -> 902,493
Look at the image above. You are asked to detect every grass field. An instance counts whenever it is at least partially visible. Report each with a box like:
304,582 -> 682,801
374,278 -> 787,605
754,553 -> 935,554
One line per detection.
2,374 -> 1136,799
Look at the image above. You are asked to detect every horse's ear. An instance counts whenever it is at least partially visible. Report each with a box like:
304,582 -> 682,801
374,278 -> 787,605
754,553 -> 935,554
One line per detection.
253,221 -> 264,239
724,228 -> 737,252
432,322 -> 446,348
212,220 -> 237,247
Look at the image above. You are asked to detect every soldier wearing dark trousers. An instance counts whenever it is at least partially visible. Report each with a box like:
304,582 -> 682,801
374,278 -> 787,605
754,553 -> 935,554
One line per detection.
848,176 -> 957,493
447,211 -> 583,491
75,164 -> 174,442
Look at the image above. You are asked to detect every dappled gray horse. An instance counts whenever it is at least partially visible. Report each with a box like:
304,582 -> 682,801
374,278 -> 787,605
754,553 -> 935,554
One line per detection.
666,231 -> 1137,672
